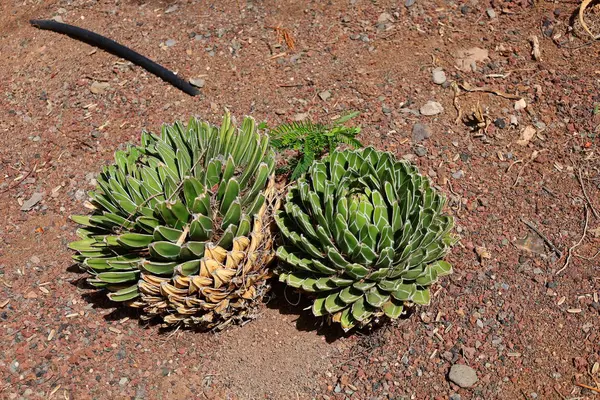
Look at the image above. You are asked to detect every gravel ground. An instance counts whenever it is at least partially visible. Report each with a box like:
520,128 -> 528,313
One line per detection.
0,0 -> 599,399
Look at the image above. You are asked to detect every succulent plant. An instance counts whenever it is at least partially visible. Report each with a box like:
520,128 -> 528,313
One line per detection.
275,148 -> 455,331
69,114 -> 278,330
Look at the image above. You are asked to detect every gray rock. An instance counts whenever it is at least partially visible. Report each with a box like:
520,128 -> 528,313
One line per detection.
319,90 -> 332,101
486,8 -> 497,18
165,5 -> 178,13
452,170 -> 464,179
420,101 -> 444,116
432,68 -> 447,85
52,16 -> 64,23
450,395 -> 462,400
412,123 -> 431,142
449,364 -> 478,388
75,189 -> 86,201
9,360 -> 19,374
21,192 -> 43,211
405,0 -> 416,7
414,146 -> 428,157
90,82 -> 110,94
119,377 -> 129,386
165,39 -> 176,47
189,78 -> 205,88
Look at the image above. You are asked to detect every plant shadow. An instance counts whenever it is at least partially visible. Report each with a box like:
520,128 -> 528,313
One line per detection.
264,279 -> 403,344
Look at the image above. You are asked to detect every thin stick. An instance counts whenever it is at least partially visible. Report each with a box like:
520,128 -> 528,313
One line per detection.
575,382 -> 600,394
521,218 -> 562,257
574,248 -> 600,260
556,206 -> 589,275
0,163 -> 37,194
577,168 -> 599,219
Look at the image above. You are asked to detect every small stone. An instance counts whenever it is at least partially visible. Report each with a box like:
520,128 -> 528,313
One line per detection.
553,9 -> 561,16
461,5 -> 471,14
420,101 -> 444,116
119,377 -> 128,386
73,189 -> 86,201
165,5 -> 178,13
412,123 -> 432,142
449,364 -> 478,388
486,8 -> 496,18
52,16 -> 64,23
189,78 -> 205,88
378,13 -> 393,23
405,0 -> 416,7
57,7 -> 67,14
494,118 -> 506,129
334,384 -> 342,393
90,82 -> 110,94
9,360 -> 19,374
165,39 -> 176,47
91,130 -> 102,138
533,267 -> 544,275
510,115 -> 518,125
21,192 -> 44,211
432,68 -> 447,85
514,98 -> 527,111
319,90 -> 332,101
414,147 -> 428,157
30,255 -> 41,264
294,113 -> 309,122
452,170 -> 464,179
450,395 -> 462,400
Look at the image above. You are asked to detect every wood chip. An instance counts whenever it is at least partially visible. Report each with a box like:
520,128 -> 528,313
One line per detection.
0,299 -> 9,308
507,352 -> 521,357
39,286 -> 50,294
49,385 -> 61,398
592,362 -> 599,375
108,327 -> 122,334
567,308 -> 582,313
48,329 -> 56,341
557,296 -> 566,305
66,313 -> 79,318
530,35 -> 541,61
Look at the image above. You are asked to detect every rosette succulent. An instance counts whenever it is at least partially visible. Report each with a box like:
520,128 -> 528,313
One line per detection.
69,114 -> 278,330
275,148 -> 455,331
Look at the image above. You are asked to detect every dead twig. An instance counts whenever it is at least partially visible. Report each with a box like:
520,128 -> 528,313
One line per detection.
267,25 -> 296,50
574,248 -> 600,260
459,81 -> 523,100
0,163 -> 38,194
575,381 -> 600,394
556,206 -> 589,275
521,218 -> 563,257
451,82 -> 462,124
577,168 -> 599,219
578,0 -> 600,40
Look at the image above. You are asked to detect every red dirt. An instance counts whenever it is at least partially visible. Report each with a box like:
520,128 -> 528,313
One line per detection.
1,0 -> 599,399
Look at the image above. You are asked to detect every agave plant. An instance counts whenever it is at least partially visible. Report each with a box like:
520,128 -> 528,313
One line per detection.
275,148 -> 455,331
69,114 -> 278,330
